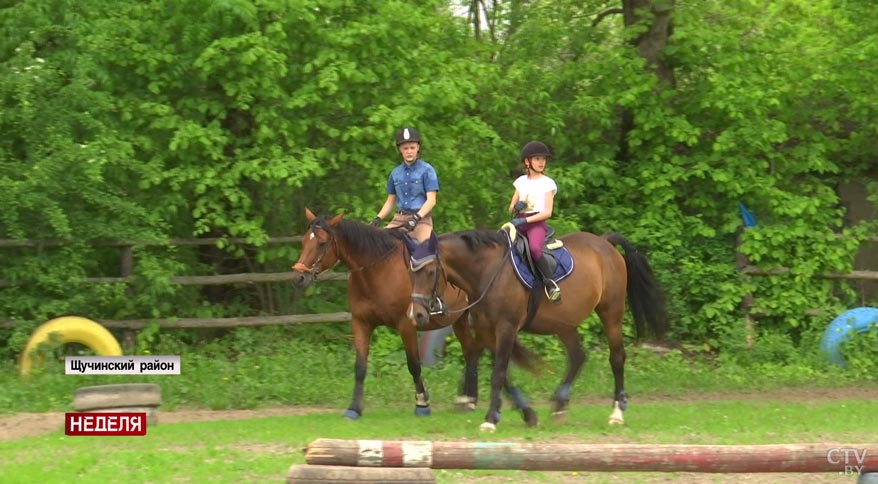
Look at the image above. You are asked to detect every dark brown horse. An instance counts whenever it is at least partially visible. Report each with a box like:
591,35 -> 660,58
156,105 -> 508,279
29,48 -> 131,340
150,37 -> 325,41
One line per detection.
291,209 -> 538,422
403,228 -> 667,431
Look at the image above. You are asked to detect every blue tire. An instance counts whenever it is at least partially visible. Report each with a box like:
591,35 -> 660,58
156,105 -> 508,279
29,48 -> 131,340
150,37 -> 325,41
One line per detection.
820,307 -> 878,367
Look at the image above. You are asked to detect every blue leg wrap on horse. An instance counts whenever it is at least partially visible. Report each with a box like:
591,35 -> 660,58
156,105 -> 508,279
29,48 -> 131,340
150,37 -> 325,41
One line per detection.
616,391 -> 629,411
555,383 -> 572,402
342,409 -> 361,420
414,405 -> 432,417
506,386 -> 530,409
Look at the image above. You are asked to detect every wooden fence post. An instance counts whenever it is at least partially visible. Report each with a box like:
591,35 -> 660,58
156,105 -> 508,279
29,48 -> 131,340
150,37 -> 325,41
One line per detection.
736,231 -> 756,349
119,245 -> 137,352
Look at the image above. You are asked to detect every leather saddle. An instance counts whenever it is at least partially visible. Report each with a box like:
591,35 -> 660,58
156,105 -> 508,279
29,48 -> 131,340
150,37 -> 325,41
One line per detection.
501,223 -> 564,279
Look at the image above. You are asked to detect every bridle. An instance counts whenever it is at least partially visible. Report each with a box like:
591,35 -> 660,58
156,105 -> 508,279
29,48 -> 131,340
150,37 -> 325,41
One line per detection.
291,222 -> 340,280
409,240 -> 511,316
409,252 -> 447,316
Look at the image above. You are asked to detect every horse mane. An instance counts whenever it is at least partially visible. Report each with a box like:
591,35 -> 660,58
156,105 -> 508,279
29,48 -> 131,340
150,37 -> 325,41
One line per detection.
319,215 -> 403,261
443,229 -> 507,253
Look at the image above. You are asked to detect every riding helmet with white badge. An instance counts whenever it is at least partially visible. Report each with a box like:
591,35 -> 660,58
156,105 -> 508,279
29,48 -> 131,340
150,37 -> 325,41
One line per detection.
396,127 -> 422,146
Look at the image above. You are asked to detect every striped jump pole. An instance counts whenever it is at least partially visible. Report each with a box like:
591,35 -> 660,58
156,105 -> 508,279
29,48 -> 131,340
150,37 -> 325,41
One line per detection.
305,439 -> 878,474
287,464 -> 435,484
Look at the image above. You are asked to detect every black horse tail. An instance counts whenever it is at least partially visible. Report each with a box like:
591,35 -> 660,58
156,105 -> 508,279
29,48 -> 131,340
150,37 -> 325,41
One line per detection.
509,336 -> 542,375
604,233 -> 669,341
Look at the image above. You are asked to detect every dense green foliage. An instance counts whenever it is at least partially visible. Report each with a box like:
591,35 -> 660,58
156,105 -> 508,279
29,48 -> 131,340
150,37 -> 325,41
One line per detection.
2,0 -> 877,364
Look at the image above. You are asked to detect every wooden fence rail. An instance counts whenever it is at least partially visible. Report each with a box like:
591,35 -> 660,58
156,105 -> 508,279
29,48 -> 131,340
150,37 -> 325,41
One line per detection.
0,271 -> 347,288
0,236 -> 351,332
3,235 -> 877,332
741,266 -> 878,281
0,236 -> 303,248
0,312 -> 353,330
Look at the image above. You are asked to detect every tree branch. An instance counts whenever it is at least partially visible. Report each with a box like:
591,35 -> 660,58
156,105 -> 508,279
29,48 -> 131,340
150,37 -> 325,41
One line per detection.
592,8 -> 624,27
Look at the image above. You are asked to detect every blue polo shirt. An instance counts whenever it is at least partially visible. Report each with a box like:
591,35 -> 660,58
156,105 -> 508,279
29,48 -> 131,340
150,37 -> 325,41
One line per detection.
386,159 -> 440,213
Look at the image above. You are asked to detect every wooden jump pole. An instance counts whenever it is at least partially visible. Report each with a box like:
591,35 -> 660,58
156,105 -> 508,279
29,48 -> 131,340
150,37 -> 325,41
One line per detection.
287,464 -> 435,484
305,439 -> 878,474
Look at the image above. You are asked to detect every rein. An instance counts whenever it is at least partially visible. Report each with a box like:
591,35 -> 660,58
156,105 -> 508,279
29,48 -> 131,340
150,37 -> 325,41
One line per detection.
416,238 -> 511,315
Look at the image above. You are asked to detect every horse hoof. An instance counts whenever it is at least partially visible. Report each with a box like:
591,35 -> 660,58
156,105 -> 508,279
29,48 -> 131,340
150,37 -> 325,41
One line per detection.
551,410 -> 568,424
414,405 -> 432,417
608,416 -> 625,425
479,422 -> 496,433
455,396 -> 477,412
522,408 -> 539,428
342,409 -> 361,420
456,403 -> 476,412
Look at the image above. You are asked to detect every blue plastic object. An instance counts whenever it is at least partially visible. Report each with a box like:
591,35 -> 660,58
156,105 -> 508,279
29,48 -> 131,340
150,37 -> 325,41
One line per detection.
738,202 -> 757,228
419,325 -> 453,367
859,473 -> 878,484
819,307 -> 878,367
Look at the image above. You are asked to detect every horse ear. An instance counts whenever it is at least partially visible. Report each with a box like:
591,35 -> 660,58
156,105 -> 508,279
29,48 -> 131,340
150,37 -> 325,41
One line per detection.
427,232 -> 438,253
401,232 -> 418,254
327,212 -> 345,226
305,208 -> 316,222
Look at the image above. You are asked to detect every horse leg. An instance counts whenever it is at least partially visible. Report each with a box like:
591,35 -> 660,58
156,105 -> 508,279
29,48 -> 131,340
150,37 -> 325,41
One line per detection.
480,324 -> 517,432
603,308 -> 628,425
452,314 -> 479,412
344,319 -> 373,420
400,323 -> 431,417
504,379 -> 538,427
551,326 -> 587,424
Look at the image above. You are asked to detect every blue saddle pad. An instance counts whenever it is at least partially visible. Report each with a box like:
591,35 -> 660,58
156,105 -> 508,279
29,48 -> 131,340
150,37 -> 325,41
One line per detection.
504,232 -> 574,289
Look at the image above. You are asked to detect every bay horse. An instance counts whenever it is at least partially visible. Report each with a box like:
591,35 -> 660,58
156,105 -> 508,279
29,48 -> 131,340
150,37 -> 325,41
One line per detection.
403,228 -> 667,431
291,209 -> 539,423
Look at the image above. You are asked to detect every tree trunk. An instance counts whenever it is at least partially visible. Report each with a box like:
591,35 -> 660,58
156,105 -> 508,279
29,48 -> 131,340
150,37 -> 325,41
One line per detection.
623,0 -> 675,86
618,0 -> 675,162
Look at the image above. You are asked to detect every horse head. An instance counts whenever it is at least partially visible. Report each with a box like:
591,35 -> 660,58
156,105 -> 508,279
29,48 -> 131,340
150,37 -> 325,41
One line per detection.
291,208 -> 344,288
402,232 -> 445,327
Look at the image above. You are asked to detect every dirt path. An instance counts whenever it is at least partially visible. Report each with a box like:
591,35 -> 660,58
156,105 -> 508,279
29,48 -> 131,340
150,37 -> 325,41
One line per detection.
2,386 -> 876,442
3,388 -> 877,484
0,406 -> 336,442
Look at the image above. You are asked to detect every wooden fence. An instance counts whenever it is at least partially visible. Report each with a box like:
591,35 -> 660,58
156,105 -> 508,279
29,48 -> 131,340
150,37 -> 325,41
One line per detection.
735,234 -> 878,346
2,234 -> 877,335
0,236 -> 352,332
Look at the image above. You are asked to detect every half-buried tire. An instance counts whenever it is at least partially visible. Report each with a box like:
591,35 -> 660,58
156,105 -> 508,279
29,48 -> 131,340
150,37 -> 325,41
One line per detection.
86,406 -> 159,426
74,384 -> 161,426
74,384 -> 161,411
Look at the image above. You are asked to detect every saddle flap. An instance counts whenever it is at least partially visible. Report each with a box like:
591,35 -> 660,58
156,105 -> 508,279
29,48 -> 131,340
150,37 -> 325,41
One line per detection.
500,223 -> 563,254
500,223 -> 563,278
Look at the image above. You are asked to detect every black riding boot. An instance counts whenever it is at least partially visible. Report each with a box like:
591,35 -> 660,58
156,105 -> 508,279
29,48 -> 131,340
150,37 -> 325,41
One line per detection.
535,257 -> 561,303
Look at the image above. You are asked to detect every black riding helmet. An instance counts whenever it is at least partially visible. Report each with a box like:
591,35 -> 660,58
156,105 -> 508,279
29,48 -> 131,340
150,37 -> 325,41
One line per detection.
520,140 -> 551,160
395,127 -> 422,146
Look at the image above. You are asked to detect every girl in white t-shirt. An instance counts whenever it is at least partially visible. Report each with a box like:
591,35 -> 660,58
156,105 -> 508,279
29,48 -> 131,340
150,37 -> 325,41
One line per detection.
507,140 -> 560,302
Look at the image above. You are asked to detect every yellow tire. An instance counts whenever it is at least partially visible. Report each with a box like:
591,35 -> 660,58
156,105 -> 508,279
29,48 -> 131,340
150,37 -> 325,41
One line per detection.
19,316 -> 123,376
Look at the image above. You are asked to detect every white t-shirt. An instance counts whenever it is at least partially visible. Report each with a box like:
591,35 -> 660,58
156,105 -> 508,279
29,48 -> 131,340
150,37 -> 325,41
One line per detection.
513,175 -> 557,214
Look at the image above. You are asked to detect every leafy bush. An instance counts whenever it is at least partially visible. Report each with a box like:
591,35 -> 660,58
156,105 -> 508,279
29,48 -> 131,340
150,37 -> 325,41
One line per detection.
839,323 -> 878,379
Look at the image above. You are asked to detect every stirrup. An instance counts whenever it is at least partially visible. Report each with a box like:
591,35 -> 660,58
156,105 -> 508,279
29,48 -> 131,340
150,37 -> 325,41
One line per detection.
544,280 -> 561,303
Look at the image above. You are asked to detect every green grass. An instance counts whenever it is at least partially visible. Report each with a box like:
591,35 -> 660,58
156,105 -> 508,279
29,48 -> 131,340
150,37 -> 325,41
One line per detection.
2,397 -> 876,484
2,333 -> 873,415
2,326 -> 876,482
